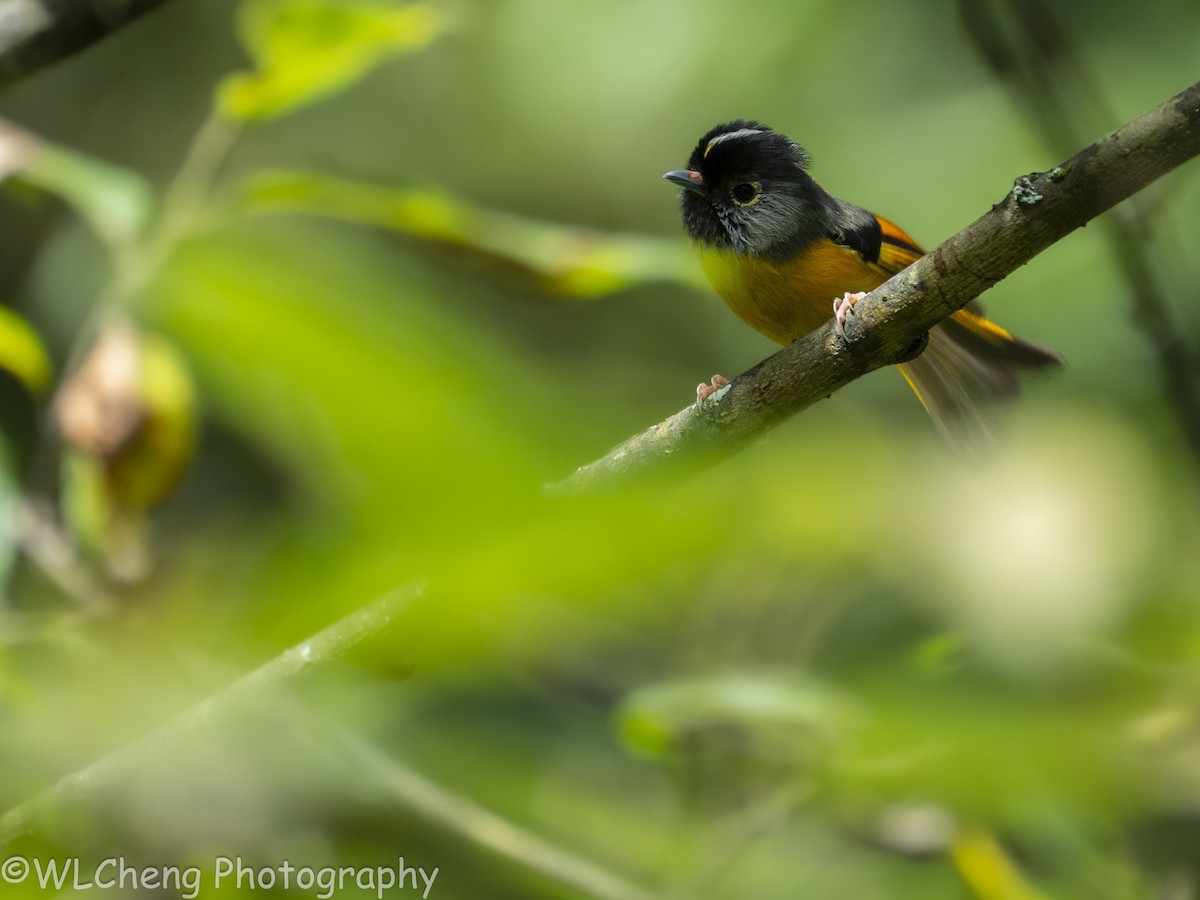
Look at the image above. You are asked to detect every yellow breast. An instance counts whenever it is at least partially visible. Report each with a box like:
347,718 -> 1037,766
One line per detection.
696,240 -> 889,345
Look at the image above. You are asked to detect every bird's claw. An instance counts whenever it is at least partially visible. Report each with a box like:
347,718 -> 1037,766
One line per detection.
696,374 -> 731,407
833,292 -> 867,337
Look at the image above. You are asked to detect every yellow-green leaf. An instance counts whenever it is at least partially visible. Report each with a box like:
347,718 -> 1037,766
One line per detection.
218,0 -> 444,121
10,136 -> 151,248
125,332 -> 198,511
238,170 -> 702,296
61,451 -> 110,559
0,305 -> 53,394
617,672 -> 852,760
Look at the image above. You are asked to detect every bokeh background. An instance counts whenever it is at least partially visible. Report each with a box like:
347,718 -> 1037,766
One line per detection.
2,0 -> 1200,897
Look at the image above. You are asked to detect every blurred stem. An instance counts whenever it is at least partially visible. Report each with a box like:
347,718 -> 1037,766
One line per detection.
54,108 -> 237,381
674,780 -> 810,895
961,0 -> 1200,478
77,109 -> 239,339
13,500 -> 113,613
31,110 -> 239,604
117,109 -> 240,306
0,580 -> 425,844
552,80 -> 1200,493
151,111 -> 240,265
313,723 -> 687,900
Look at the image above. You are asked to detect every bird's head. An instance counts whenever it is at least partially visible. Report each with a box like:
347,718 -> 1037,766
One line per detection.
664,120 -> 828,259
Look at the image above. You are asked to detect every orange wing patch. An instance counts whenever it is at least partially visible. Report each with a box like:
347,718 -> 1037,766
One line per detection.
874,215 -> 924,275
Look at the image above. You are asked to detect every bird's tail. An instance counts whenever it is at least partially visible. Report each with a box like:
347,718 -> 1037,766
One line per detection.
897,308 -> 1062,456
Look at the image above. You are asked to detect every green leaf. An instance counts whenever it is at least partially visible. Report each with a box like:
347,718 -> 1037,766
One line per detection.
10,137 -> 152,249
238,170 -> 703,296
60,450 -> 110,560
0,442 -> 17,600
0,305 -> 53,395
218,0 -> 444,121
617,672 -> 852,761
122,331 -> 198,511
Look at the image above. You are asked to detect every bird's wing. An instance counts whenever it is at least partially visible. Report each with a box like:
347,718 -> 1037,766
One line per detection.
871,215 -> 924,274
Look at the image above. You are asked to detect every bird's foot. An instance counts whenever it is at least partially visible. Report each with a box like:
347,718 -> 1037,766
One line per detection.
833,292 -> 868,337
696,374 -> 731,406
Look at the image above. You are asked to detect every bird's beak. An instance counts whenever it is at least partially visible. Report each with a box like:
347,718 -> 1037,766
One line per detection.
663,169 -> 706,196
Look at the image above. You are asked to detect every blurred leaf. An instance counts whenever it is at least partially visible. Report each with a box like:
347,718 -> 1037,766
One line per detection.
0,305 -> 53,394
218,0 -> 445,121
5,130 -> 152,249
840,674 -> 1142,827
118,331 -> 198,511
0,442 -> 17,599
951,829 -> 1049,900
617,671 -> 852,762
239,169 -> 702,296
60,451 -> 110,565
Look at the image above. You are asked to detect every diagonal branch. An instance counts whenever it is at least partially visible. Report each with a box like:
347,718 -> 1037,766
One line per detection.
551,79 -> 1200,495
962,0 -> 1200,477
0,0 -> 178,91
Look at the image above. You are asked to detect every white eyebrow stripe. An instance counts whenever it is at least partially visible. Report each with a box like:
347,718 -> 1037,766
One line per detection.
704,128 -> 764,157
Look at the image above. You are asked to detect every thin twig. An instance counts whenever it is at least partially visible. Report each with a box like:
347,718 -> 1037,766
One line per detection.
551,79 -> 1200,494
142,110 -> 241,278
310,723 -> 687,900
0,580 -> 426,845
14,500 -> 113,613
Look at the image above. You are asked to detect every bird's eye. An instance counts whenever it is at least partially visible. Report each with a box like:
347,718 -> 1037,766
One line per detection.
731,181 -> 761,206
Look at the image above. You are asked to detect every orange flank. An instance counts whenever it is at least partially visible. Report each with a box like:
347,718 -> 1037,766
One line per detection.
696,215 -> 1011,356
697,237 -> 887,344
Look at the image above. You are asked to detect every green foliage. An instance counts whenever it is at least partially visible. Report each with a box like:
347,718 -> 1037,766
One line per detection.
618,671 -> 851,763
0,2 -> 1198,900
0,446 -> 16,601
9,134 -> 151,250
0,305 -> 52,394
219,0 -> 445,120
239,170 -> 701,295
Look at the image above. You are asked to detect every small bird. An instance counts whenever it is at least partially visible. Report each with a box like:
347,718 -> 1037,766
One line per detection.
664,120 -> 1061,453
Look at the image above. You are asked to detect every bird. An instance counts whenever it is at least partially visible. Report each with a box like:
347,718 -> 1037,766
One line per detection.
664,120 -> 1061,454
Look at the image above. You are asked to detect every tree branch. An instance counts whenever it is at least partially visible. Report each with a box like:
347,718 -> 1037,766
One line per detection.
551,79 -> 1200,495
962,0 -> 1200,477
0,0 -> 178,91
0,580 -> 425,845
